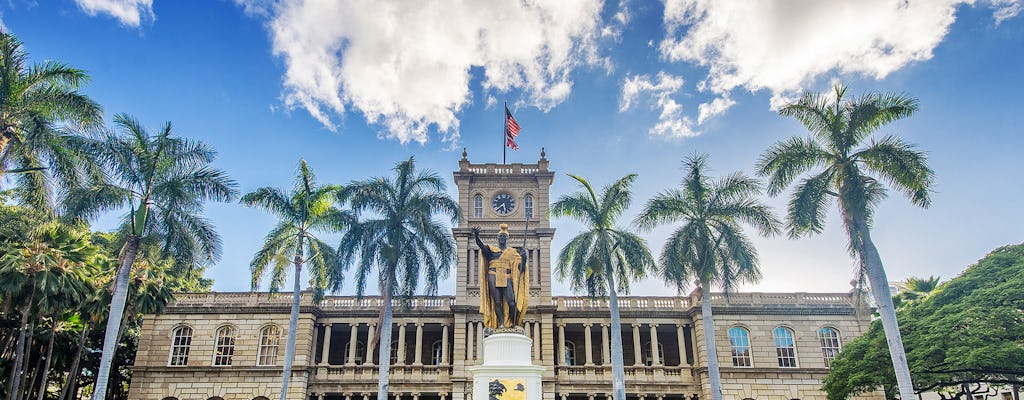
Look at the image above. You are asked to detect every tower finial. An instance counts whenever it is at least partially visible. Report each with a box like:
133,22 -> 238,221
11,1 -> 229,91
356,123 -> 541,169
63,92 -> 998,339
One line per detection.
461,147 -> 468,160
540,147 -> 546,160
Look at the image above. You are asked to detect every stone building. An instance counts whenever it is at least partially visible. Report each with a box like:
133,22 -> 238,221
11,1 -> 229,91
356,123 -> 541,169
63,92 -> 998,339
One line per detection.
128,151 -> 882,400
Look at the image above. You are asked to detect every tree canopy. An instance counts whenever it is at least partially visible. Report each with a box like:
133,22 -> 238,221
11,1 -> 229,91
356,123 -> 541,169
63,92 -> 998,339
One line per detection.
822,243 -> 1024,399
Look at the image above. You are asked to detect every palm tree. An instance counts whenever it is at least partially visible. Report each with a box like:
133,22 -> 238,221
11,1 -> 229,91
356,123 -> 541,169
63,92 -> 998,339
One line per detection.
64,113 -> 238,400
0,223 -> 95,400
635,154 -> 780,400
756,84 -> 933,399
550,173 -> 655,400
0,31 -> 103,210
241,160 -> 351,400
336,157 -> 459,400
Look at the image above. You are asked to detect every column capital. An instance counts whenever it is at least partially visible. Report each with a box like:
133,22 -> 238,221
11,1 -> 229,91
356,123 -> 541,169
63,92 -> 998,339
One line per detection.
582,323 -> 593,328
397,322 -> 407,327
631,322 -> 642,328
557,322 -> 566,328
601,322 -> 610,328
415,321 -> 424,327
649,323 -> 659,328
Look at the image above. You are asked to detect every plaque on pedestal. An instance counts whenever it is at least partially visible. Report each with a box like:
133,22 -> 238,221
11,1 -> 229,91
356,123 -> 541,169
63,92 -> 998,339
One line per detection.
468,333 -> 544,400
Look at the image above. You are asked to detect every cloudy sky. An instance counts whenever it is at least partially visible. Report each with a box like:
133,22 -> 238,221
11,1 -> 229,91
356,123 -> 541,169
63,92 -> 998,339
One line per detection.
3,0 -> 1023,296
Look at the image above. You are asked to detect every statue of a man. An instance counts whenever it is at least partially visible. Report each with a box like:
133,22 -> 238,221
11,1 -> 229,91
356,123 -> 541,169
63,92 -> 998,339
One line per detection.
473,224 -> 529,329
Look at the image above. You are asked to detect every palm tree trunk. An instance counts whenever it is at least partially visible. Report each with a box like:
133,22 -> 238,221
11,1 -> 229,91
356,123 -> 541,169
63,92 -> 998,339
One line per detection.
376,280 -> 394,400
59,325 -> 88,400
92,235 -> 140,400
278,234 -> 305,400
700,283 -> 724,400
24,342 -> 45,400
7,280 -> 34,400
851,214 -> 916,399
36,326 -> 57,400
605,271 -> 626,400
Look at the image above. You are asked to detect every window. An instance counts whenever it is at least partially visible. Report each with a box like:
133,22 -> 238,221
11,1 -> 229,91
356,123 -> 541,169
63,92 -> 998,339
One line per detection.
773,327 -> 797,367
258,325 -> 281,366
431,340 -> 444,365
390,340 -> 406,365
213,325 -> 236,366
473,194 -> 483,217
563,341 -> 576,366
168,326 -> 192,366
818,327 -> 842,367
728,327 -> 752,367
642,341 -> 666,366
343,341 -> 365,365
524,195 -> 534,219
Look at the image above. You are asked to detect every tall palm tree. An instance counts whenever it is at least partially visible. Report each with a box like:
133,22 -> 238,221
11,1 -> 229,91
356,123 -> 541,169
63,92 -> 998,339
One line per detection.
0,223 -> 95,400
0,31 -> 103,210
550,173 -> 655,400
756,84 -> 933,399
336,157 -> 459,400
635,155 -> 780,400
64,113 -> 238,400
242,160 -> 351,400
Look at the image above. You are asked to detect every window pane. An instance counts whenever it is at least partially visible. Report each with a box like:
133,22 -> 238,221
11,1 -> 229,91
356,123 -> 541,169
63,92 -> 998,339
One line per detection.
728,327 -> 752,367
818,327 -> 841,367
773,327 -> 797,367
214,326 -> 236,366
474,195 -> 483,217
169,326 -> 192,366
525,195 -> 534,219
258,325 -> 280,366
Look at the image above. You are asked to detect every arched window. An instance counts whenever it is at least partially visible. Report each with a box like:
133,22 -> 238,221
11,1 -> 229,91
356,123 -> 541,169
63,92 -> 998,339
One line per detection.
390,340 -> 406,364
563,341 -> 576,366
343,341 -> 365,365
473,194 -> 483,217
642,341 -> 666,366
431,340 -> 444,365
258,325 -> 281,366
773,326 -> 797,367
524,195 -> 534,219
728,327 -> 752,367
168,326 -> 192,366
818,327 -> 842,367
213,325 -> 236,366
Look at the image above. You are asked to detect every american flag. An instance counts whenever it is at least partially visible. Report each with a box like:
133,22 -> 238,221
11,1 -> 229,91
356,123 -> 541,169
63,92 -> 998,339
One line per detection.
505,105 -> 521,150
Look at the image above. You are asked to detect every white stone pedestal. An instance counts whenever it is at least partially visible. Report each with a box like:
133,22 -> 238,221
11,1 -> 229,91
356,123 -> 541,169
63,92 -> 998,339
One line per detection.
468,333 -> 544,400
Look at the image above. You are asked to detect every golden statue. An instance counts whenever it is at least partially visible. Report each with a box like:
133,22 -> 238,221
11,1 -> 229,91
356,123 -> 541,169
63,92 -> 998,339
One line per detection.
473,224 -> 529,329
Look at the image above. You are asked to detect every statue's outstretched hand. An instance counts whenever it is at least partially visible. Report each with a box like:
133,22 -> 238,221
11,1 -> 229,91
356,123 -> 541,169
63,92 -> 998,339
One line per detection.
471,227 -> 481,237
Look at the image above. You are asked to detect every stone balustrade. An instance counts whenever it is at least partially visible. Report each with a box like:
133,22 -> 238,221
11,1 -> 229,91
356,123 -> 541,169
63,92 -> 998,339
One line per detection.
464,163 -> 544,175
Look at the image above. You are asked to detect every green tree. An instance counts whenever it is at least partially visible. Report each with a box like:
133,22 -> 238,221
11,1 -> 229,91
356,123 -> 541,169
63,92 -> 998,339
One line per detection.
0,31 -> 103,210
241,160 -> 351,400
0,223 -> 97,400
757,84 -> 933,399
635,155 -> 780,400
64,113 -> 238,400
550,173 -> 655,400
822,244 -> 1024,400
336,157 -> 459,400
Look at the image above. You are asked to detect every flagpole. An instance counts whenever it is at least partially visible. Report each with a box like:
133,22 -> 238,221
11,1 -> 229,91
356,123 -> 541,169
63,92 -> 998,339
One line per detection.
503,101 -> 507,165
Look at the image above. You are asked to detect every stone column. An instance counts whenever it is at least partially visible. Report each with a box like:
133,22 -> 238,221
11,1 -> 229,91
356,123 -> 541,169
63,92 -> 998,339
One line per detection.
441,323 -> 450,365
321,323 -> 333,366
676,324 -> 688,366
649,323 -> 660,366
414,322 -> 424,365
365,323 -> 376,366
532,322 -> 541,361
346,323 -> 358,365
466,321 -> 474,361
583,323 -> 594,366
601,324 -> 610,365
557,323 -> 566,365
632,323 -> 642,366
397,323 -> 407,365
476,321 -> 484,360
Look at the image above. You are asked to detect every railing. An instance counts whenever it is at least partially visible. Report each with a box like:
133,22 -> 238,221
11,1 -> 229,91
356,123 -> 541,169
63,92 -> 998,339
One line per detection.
554,365 -> 692,382
465,163 -> 543,175
312,364 -> 452,382
709,292 -> 854,306
553,296 -> 692,311
170,292 -> 455,310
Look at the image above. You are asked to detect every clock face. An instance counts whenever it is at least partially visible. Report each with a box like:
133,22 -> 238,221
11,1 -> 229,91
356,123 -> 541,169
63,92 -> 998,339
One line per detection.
492,193 -> 516,215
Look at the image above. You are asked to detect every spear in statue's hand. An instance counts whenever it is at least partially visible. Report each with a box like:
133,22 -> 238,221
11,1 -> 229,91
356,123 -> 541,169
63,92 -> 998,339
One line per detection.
519,213 -> 529,272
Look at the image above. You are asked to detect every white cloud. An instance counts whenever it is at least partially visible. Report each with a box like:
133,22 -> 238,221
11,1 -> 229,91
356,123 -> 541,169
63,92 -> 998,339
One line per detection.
620,72 -> 696,138
244,0 -> 605,144
659,0 -> 1021,122
74,0 -> 153,27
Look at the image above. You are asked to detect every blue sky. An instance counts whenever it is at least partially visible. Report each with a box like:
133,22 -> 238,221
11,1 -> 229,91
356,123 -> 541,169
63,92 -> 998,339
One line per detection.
3,0 -> 1023,296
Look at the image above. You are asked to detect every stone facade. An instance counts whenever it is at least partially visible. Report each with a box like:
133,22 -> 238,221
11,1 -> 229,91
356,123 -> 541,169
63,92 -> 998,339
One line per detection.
128,151 -> 883,400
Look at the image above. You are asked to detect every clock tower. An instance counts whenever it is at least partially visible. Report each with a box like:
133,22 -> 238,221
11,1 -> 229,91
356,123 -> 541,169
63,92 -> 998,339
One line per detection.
452,148 -> 555,305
